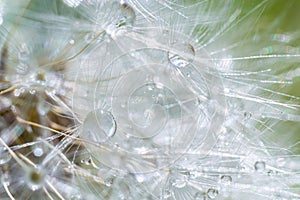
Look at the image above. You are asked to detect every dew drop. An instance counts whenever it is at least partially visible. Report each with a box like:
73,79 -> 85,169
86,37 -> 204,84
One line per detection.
168,43 -> 195,68
0,146 -> 11,165
104,178 -> 114,187
207,188 -> 218,199
220,175 -> 232,185
117,3 -> 136,27
171,177 -> 187,188
69,39 -> 75,45
37,101 -> 51,116
134,174 -> 145,183
254,161 -> 266,172
85,32 -> 95,43
33,147 -> 44,157
27,167 -> 45,191
244,112 -> 252,119
82,109 -> 116,144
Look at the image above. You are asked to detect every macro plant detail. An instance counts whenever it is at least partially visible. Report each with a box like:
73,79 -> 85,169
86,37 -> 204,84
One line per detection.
0,0 -> 300,199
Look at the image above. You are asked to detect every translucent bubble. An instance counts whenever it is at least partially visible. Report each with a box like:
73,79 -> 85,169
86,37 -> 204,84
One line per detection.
134,174 -> 145,183
254,161 -> 266,172
127,83 -> 179,138
84,32 -> 95,43
171,178 -> 187,188
168,43 -> 195,68
37,101 -> 51,116
26,167 -> 45,191
117,3 -> 136,27
220,175 -> 232,185
33,147 -> 44,157
0,146 -> 11,165
82,109 -> 116,144
69,39 -> 75,45
207,188 -> 218,199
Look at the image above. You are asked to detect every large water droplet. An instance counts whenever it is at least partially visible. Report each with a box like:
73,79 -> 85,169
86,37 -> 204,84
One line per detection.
254,161 -> 266,172
0,146 -> 11,165
82,109 -> 116,143
127,83 -> 179,138
207,188 -> 218,199
168,43 -> 195,68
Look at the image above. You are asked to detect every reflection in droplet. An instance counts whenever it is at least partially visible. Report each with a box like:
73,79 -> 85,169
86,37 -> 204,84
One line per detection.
0,146 -> 11,165
254,161 -> 266,172
168,43 -> 195,68
82,109 -> 116,144
207,188 -> 218,199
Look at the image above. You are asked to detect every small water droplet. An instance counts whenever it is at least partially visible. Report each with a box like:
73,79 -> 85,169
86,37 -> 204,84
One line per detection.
220,175 -> 232,185
85,32 -> 95,43
207,188 -> 218,199
69,39 -> 75,45
27,167 -> 45,191
104,178 -> 114,187
117,3 -> 136,27
168,43 -> 195,68
254,161 -> 266,172
134,174 -> 145,183
244,112 -> 252,119
82,109 -> 117,144
33,147 -> 44,157
171,177 -> 187,188
37,101 -> 51,116
0,146 -> 11,165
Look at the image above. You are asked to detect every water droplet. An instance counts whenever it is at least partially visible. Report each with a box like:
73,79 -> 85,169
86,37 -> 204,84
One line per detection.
37,101 -> 51,116
254,161 -> 266,172
220,175 -> 232,185
207,188 -> 218,199
33,147 -> 44,157
128,83 -> 179,138
171,177 -> 187,188
82,109 -> 116,144
168,43 -> 195,68
134,174 -> 145,183
117,3 -> 136,27
85,32 -> 95,43
27,167 -> 45,191
104,178 -> 114,187
244,112 -> 252,119
69,39 -> 75,45
0,146 -> 11,165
